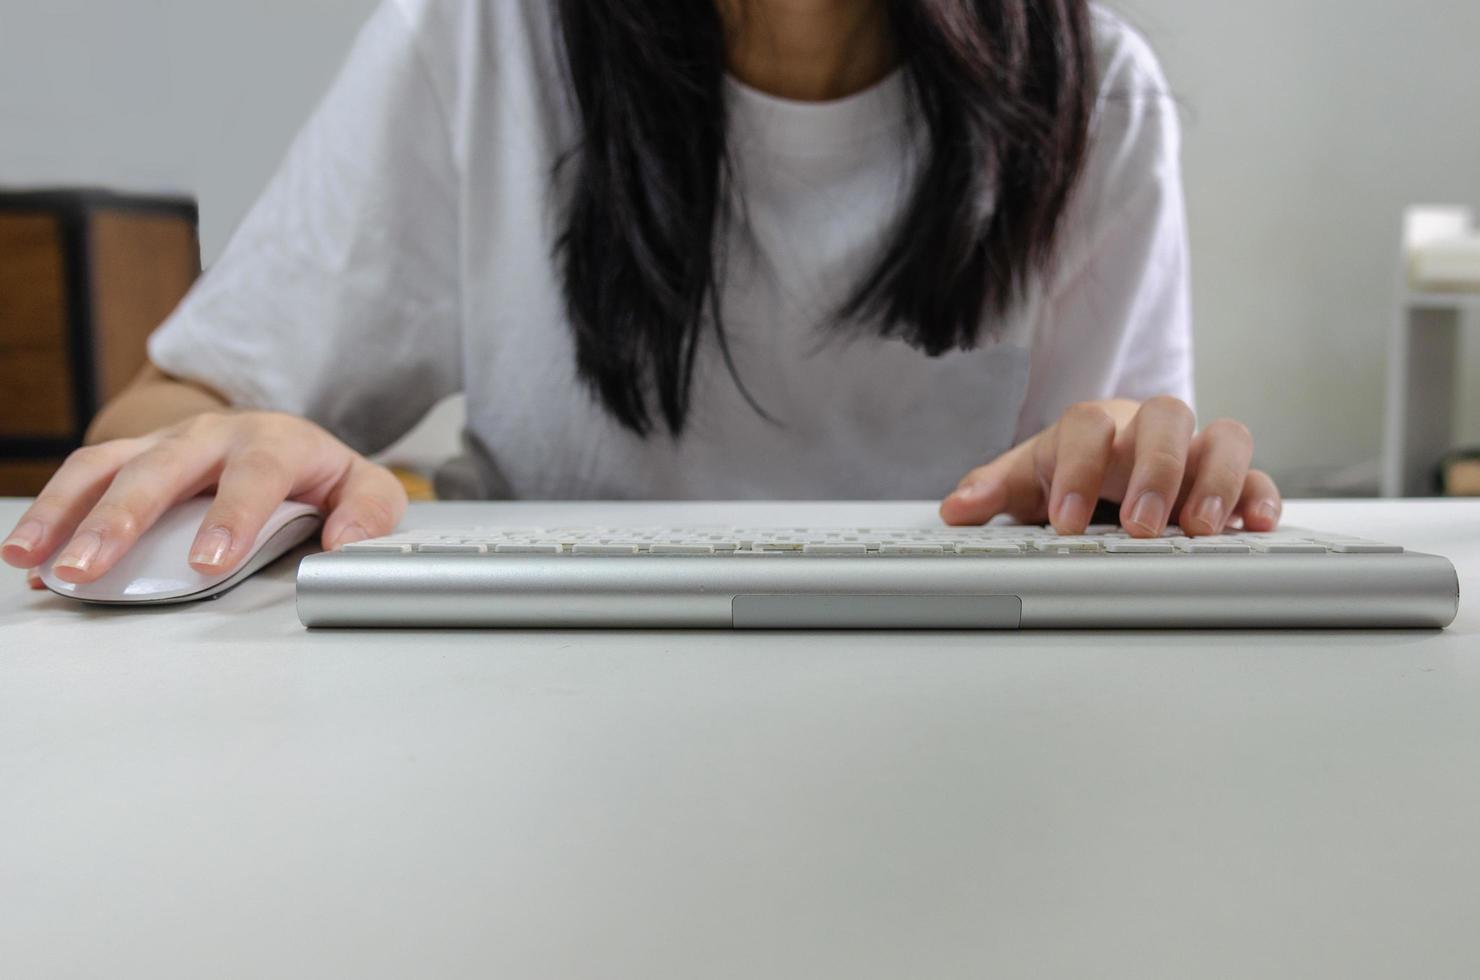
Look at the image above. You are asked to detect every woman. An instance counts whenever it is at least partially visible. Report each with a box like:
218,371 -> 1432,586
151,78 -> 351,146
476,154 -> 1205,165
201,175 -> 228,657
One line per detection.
3,0 -> 1279,586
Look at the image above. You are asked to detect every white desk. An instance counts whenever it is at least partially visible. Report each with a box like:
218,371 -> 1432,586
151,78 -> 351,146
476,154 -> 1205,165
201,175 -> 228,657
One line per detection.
4,498 -> 1480,979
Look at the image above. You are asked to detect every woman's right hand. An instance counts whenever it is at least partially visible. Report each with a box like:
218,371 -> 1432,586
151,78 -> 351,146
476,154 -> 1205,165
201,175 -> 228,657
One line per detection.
1,411 -> 408,585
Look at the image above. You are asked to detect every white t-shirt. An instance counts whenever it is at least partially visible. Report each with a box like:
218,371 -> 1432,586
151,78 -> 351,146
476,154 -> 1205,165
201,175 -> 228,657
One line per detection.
148,0 -> 1192,501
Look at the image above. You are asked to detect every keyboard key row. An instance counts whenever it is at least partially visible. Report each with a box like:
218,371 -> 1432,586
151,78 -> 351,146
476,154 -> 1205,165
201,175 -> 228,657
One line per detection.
340,537 -> 1404,557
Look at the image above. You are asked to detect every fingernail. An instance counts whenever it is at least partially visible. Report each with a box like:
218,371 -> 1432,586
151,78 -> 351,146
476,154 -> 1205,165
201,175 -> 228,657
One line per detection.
1056,491 -> 1088,529
54,531 -> 104,574
190,527 -> 233,568
27,569 -> 46,591
2,520 -> 45,557
1253,499 -> 1281,524
1193,495 -> 1225,532
1128,491 -> 1167,534
333,524 -> 369,550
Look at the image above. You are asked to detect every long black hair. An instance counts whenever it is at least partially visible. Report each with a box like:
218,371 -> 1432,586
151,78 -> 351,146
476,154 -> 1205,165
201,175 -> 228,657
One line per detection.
555,0 -> 1095,436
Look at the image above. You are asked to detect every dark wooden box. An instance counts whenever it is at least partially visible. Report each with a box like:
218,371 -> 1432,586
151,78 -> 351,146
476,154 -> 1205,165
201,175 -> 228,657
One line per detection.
0,189 -> 200,495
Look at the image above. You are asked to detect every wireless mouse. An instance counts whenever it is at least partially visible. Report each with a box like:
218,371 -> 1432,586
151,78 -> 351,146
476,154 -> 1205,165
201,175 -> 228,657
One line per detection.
41,497 -> 324,605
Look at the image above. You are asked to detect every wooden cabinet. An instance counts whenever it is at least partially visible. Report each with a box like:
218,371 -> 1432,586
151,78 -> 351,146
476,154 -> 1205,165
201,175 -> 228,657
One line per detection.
0,190 -> 199,496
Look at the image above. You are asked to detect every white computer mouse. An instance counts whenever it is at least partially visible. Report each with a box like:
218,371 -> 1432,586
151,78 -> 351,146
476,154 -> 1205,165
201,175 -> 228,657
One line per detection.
41,497 -> 324,605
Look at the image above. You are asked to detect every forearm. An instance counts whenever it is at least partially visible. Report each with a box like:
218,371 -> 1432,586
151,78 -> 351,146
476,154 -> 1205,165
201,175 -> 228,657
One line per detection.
84,362 -> 233,443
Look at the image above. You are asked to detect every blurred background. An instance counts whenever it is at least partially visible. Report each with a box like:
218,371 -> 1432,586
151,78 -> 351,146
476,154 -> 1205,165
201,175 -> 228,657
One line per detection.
1,0 -> 1478,497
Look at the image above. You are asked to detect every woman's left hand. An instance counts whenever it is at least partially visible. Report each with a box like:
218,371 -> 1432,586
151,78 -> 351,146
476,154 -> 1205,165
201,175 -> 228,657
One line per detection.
940,396 -> 1281,537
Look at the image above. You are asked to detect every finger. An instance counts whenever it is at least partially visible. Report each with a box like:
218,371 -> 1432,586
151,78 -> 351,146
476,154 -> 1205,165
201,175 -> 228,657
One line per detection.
188,444 -> 299,573
1233,469 -> 1282,532
940,441 -> 1046,526
1042,403 -> 1117,534
26,567 -> 45,590
1118,396 -> 1196,537
1178,419 -> 1255,536
320,458 -> 408,550
1,439 -> 147,569
49,437 -> 224,584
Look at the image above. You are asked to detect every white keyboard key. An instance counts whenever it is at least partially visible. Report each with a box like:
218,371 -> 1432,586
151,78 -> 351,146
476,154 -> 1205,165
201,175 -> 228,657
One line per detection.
341,542 -> 413,554
1173,538 -> 1252,554
572,544 -> 642,555
1185,541 -> 1251,554
494,543 -> 563,554
415,543 -> 488,554
1032,538 -> 1102,554
1248,540 -> 1328,554
879,544 -> 945,555
1321,541 -> 1404,554
1104,539 -> 1176,554
955,543 -> 1024,555
802,544 -> 869,556
650,544 -> 716,555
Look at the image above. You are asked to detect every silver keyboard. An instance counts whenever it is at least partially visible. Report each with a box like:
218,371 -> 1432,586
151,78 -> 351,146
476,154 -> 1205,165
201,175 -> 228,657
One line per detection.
298,524 -> 1455,630
339,524 -> 1407,557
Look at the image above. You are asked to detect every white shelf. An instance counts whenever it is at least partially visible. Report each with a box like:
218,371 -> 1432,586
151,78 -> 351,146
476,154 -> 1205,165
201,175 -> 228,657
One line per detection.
1383,291 -> 1478,497
1402,289 -> 1480,311
1382,209 -> 1480,497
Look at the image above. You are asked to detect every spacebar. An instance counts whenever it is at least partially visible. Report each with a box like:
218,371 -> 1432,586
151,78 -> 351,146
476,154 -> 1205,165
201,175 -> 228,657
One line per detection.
730,594 -> 1022,629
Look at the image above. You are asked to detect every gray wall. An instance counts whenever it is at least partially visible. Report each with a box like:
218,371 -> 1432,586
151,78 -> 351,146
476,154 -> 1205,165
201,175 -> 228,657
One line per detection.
2,0 -> 1477,488
0,0 -> 373,260
1110,0 -> 1480,488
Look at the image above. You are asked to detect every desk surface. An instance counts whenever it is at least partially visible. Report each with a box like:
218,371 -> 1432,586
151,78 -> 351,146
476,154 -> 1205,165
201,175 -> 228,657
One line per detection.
4,498 -> 1480,979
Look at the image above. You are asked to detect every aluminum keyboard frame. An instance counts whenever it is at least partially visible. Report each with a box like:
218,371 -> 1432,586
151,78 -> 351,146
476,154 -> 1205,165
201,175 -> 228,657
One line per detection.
296,549 -> 1460,629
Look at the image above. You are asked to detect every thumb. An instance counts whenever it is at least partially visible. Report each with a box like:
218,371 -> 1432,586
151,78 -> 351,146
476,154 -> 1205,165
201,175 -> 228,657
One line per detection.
320,458 -> 409,550
939,440 -> 1045,526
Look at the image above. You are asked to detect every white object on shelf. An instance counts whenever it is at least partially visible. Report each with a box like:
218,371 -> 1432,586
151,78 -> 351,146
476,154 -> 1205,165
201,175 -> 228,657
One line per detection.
1406,205 -> 1480,293
1382,206 -> 1480,497
1411,237 -> 1480,293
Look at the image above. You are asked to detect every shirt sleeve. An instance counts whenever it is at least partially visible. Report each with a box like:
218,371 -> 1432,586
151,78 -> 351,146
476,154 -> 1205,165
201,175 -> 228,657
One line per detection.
147,0 -> 461,455
1014,18 -> 1194,443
